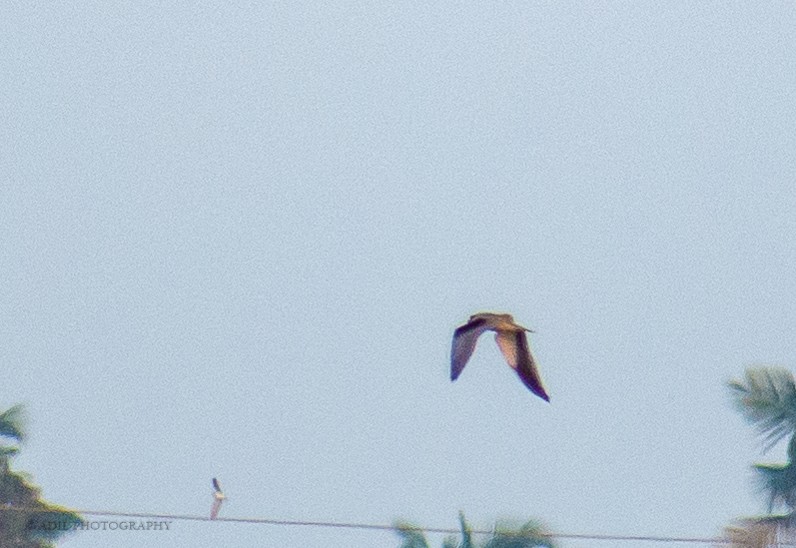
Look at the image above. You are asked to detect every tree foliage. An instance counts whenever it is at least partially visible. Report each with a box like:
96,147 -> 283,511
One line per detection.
729,367 -> 796,450
0,404 -> 83,547
724,367 -> 796,544
395,512 -> 556,548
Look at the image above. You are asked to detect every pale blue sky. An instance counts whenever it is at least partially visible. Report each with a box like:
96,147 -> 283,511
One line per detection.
2,2 -> 796,547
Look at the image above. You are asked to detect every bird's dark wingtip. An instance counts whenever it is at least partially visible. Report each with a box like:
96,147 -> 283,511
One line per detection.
534,390 -> 550,402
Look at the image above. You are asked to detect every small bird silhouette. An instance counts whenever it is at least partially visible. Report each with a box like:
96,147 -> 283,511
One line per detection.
451,312 -> 550,402
210,478 -> 226,520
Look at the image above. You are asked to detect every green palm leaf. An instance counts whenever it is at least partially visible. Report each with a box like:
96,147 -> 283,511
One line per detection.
458,511 -> 474,548
729,367 -> 796,449
754,462 -> 796,512
0,447 -> 19,459
394,522 -> 430,548
394,515 -> 556,548
483,519 -> 554,548
0,405 -> 26,444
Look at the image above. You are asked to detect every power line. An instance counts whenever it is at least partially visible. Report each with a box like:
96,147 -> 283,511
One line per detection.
0,505 -> 753,544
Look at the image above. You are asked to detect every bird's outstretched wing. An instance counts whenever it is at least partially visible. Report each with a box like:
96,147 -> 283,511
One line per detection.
210,498 -> 223,520
212,478 -> 222,493
451,317 -> 489,381
495,331 -> 550,402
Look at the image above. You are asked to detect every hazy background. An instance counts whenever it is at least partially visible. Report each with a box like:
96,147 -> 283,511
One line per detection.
2,2 -> 795,546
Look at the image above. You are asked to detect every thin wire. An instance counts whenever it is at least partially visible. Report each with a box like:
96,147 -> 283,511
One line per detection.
0,505 -> 748,544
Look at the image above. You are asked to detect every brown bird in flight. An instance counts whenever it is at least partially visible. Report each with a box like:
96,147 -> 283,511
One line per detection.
451,312 -> 550,402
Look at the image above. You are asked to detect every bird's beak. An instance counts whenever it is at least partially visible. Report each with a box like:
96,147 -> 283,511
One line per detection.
523,327 -> 535,333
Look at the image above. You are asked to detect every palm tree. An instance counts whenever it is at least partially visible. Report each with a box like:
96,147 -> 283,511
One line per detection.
0,404 -> 83,547
729,367 -> 796,451
730,368 -> 796,511
723,367 -> 796,545
395,512 -> 556,548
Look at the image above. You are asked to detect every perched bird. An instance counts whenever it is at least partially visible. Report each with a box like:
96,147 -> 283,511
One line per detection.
210,478 -> 226,520
451,312 -> 550,402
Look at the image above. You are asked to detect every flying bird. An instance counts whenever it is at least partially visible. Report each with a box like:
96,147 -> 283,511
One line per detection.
210,477 -> 226,520
451,312 -> 550,402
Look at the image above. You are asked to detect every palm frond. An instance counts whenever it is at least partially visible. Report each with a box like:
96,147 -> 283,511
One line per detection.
0,446 -> 20,459
754,462 -> 796,512
483,519 -> 555,548
0,405 -> 26,444
458,511 -> 474,548
394,516 -> 556,548
393,522 -> 430,548
729,367 -> 796,449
